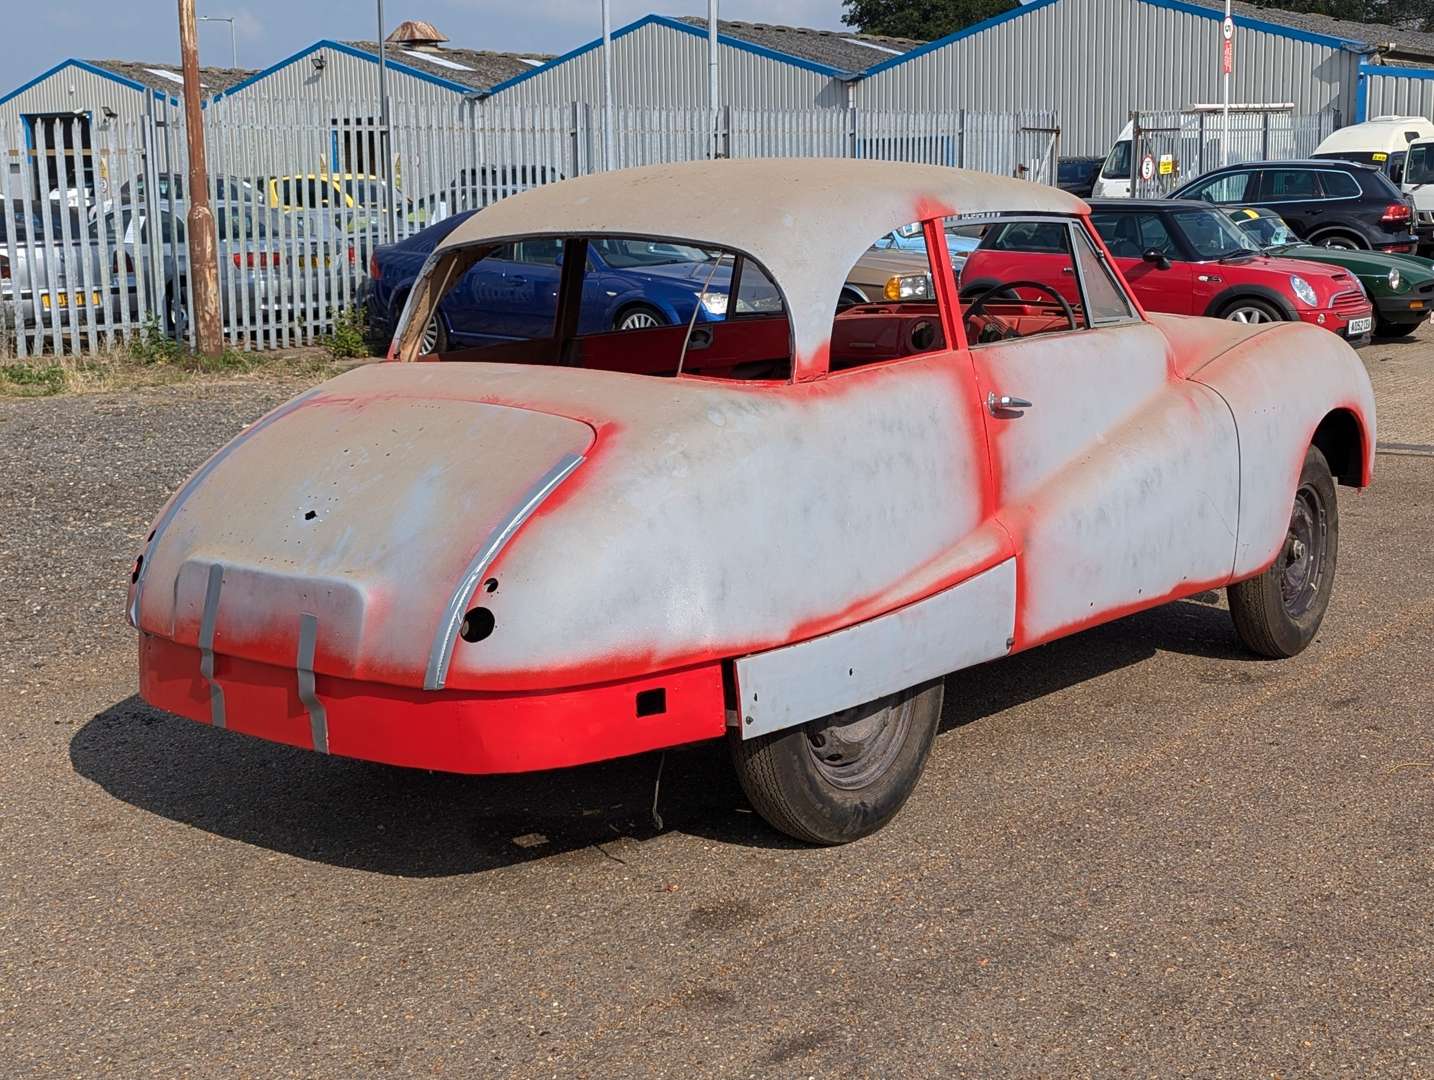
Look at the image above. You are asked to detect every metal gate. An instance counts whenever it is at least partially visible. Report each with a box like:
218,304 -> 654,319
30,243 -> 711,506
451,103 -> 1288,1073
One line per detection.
1129,107 -> 1338,198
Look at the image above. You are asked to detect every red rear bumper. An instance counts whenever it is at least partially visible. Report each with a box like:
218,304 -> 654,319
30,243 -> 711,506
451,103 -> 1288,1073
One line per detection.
139,632 -> 727,774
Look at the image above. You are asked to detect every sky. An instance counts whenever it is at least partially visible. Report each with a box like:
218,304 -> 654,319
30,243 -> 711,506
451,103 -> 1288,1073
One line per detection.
6,1 -> 851,78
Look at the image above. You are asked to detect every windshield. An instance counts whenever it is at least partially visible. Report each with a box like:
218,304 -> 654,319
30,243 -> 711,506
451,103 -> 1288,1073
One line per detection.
1230,211 -> 1299,250
1407,143 -> 1434,186
591,238 -> 717,268
1170,208 -> 1261,260
1101,139 -> 1132,180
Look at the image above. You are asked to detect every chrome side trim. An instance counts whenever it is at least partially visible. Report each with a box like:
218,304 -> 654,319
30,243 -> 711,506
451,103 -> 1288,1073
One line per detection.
128,386 -> 326,629
423,452 -> 585,691
198,563 -> 226,730
734,558 -> 1017,739
297,613 -> 328,754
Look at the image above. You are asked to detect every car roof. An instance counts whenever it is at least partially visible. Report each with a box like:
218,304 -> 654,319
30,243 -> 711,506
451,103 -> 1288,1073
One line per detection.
1086,198 -> 1210,211
1195,158 -> 1380,173
436,159 -> 1085,364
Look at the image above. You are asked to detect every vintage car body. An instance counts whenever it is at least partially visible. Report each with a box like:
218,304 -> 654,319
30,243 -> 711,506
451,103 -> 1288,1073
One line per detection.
131,160 -> 1376,843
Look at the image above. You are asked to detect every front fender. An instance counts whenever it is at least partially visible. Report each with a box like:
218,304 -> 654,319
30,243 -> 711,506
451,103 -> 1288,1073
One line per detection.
1201,283 -> 1298,321
1190,320 -> 1375,579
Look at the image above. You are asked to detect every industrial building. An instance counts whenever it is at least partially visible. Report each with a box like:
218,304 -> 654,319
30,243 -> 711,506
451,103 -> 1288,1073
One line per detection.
855,0 -> 1434,154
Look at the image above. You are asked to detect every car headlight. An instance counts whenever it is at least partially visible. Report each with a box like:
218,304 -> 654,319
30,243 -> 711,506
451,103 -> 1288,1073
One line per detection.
883,273 -> 931,301
1388,267 -> 1403,291
697,291 -> 727,316
1289,275 -> 1317,307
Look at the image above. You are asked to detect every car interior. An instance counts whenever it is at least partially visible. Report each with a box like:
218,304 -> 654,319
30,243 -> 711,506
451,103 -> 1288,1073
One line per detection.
402,220 -> 1136,375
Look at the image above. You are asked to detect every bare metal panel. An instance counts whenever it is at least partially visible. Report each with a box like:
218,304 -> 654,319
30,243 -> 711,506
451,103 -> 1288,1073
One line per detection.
1364,72 -> 1434,120
734,558 -> 1016,739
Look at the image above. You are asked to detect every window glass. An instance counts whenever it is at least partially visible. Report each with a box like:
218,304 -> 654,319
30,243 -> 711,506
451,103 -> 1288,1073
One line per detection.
1387,152 -> 1407,185
1170,209 -> 1259,260
592,238 -> 715,269
1185,171 -> 1254,204
1101,139 -> 1132,180
983,221 -> 1069,253
1072,225 -> 1134,324
1408,144 -> 1434,186
514,238 -> 563,265
1319,170 -> 1360,198
1263,169 -> 1320,200
1090,211 -> 1175,259
734,260 -> 783,315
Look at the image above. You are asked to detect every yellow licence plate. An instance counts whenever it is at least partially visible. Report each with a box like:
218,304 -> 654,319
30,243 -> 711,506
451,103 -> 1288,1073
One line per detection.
42,291 -> 102,309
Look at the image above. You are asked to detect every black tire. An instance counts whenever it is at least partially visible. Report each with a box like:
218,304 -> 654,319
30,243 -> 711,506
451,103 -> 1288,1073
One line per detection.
1311,231 -> 1366,251
728,679 -> 945,845
1374,317 -> 1418,340
614,303 -> 665,331
1219,297 -> 1284,325
1227,445 -> 1339,659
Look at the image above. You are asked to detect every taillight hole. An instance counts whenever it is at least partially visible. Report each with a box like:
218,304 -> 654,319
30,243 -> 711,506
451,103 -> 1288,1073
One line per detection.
459,607 -> 495,643
635,688 -> 666,717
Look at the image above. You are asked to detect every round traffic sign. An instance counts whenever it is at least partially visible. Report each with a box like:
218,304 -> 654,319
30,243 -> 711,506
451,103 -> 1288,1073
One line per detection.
1139,154 -> 1156,182
1223,16 -> 1234,39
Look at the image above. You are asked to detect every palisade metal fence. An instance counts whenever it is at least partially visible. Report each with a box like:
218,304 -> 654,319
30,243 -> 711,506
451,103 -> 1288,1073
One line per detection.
2,99 -> 1059,357
1130,108 -> 1339,198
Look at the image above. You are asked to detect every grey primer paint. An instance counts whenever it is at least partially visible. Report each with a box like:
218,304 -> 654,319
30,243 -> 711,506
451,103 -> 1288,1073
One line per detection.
423,452 -> 586,691
198,562 -> 226,730
128,386 -> 325,629
734,558 -> 1017,739
297,612 -> 328,754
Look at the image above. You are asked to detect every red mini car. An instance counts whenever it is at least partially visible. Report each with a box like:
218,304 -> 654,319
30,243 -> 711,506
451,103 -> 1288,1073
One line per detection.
961,199 -> 1374,344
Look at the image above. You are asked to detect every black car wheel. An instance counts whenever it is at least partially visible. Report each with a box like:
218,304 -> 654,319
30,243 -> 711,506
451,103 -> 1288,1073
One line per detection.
728,679 -> 945,845
1221,298 -> 1283,325
615,304 -> 665,331
1227,445 -> 1338,658
1312,231 -> 1366,251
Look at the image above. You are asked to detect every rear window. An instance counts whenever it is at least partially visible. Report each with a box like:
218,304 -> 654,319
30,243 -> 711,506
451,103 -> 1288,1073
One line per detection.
1361,168 -> 1407,199
981,221 -> 1070,253
1319,170 -> 1361,198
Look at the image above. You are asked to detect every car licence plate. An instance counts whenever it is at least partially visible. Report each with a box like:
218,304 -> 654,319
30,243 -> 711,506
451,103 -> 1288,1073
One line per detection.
41,291 -> 103,310
1348,316 -> 1372,335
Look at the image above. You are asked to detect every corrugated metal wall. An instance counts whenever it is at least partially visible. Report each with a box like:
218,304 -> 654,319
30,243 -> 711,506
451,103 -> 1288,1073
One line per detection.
1363,69 -> 1434,120
857,0 -> 1360,155
490,22 -> 847,110
215,45 -> 467,113
0,63 -> 158,132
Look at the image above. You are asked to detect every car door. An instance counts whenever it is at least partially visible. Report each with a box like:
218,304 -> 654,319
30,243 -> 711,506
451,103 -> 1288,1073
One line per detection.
444,243 -> 525,345
1090,210 -> 1198,315
965,218 -> 1241,649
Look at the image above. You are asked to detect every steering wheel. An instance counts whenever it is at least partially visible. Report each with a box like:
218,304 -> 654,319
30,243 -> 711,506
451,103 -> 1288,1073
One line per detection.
964,280 -> 1078,342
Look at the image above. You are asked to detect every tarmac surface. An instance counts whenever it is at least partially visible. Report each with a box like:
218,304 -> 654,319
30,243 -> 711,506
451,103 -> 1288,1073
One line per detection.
3,324 -> 1433,1078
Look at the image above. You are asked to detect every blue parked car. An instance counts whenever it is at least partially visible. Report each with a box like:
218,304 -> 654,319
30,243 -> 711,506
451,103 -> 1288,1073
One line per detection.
365,210 -> 745,352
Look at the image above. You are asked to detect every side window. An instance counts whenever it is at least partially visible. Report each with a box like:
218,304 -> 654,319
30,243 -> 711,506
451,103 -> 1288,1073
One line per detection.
733,260 -> 783,316
829,223 -> 945,370
1387,152 -> 1407,185
1408,144 -> 1434,186
1135,213 -> 1177,255
1072,225 -> 1134,325
514,238 -> 563,266
962,217 -> 1087,346
1187,171 -> 1254,204
1320,170 -> 1361,199
1262,169 -> 1320,200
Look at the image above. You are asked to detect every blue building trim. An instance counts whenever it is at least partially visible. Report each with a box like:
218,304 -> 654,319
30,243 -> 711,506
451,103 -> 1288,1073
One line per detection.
209,38 -> 472,103
1360,62 -> 1434,82
0,58 -> 178,109
862,0 -> 1373,80
483,13 -> 847,99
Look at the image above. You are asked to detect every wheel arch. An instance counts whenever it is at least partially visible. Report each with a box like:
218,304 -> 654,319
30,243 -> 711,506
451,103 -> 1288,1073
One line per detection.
1312,406 -> 1372,488
1201,285 -> 1297,321
1305,226 -> 1369,250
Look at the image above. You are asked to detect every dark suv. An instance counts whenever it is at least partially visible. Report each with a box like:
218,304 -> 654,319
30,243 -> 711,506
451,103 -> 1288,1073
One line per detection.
1168,160 -> 1418,252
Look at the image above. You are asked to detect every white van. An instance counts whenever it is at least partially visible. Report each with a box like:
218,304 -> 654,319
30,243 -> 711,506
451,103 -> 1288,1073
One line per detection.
1315,116 -> 1434,248
1092,121 -> 1135,198
1312,115 -> 1434,184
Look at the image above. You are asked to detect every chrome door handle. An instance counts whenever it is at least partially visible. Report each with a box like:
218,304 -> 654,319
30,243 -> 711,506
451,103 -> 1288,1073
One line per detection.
987,392 -> 1032,416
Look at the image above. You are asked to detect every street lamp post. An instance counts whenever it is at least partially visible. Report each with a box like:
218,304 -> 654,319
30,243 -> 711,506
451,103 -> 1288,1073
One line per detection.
198,15 -> 237,68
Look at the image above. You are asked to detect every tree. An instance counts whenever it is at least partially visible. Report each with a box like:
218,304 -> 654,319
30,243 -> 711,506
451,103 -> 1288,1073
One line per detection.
841,0 -> 1021,41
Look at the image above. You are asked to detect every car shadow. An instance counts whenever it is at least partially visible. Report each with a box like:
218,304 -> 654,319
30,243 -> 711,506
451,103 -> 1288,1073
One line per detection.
71,597 -> 1250,877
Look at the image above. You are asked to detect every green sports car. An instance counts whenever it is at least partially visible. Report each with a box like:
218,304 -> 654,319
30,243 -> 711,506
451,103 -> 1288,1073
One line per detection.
1228,206 -> 1434,339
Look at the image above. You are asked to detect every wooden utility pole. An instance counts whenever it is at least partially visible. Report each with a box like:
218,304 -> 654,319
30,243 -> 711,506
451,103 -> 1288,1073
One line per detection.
178,0 -> 223,356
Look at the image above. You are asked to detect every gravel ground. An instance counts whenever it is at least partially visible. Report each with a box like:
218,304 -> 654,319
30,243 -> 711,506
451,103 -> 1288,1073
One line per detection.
1,331 -> 1433,1078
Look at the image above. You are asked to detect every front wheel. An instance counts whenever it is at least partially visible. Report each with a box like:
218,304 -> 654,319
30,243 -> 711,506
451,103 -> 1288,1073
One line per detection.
1221,298 -> 1283,325
728,680 -> 945,845
1227,445 -> 1339,658
615,304 -> 665,331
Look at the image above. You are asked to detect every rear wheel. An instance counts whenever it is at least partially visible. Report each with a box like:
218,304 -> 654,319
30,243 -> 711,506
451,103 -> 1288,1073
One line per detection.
417,310 -> 446,355
1313,231 -> 1365,251
1221,298 -> 1283,325
728,680 -> 945,845
1227,445 -> 1339,658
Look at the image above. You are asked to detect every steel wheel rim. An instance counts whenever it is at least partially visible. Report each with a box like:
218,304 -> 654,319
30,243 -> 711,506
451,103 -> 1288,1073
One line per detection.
804,695 -> 911,790
419,315 -> 439,354
619,309 -> 659,330
1227,306 -> 1272,324
1280,484 -> 1327,619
